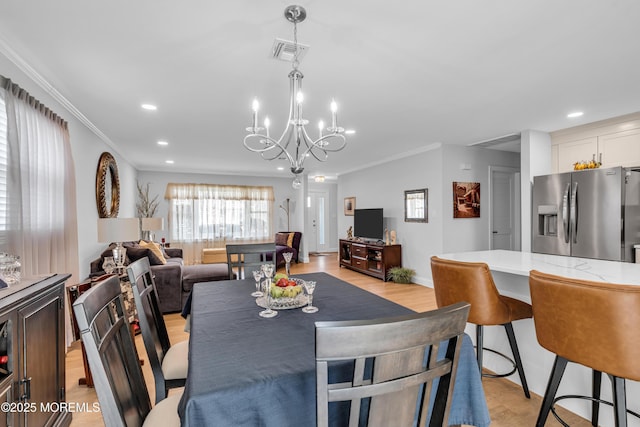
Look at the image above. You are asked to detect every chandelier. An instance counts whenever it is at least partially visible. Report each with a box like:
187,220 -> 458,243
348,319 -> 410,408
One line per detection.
244,5 -> 349,189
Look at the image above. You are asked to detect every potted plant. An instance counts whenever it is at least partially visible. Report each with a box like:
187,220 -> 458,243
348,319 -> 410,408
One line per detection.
387,267 -> 415,284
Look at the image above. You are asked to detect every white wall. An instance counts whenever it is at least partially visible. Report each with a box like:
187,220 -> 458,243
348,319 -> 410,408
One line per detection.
442,145 -> 521,253
520,130 -> 552,252
338,144 -> 520,286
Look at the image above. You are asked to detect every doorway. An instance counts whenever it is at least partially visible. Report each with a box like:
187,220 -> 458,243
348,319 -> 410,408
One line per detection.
307,190 -> 329,253
489,166 -> 521,250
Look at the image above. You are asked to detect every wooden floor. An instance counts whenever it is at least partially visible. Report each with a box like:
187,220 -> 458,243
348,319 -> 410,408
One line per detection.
67,253 -> 592,426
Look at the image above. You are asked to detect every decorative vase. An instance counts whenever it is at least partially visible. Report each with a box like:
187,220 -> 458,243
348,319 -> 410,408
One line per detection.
102,256 -> 116,274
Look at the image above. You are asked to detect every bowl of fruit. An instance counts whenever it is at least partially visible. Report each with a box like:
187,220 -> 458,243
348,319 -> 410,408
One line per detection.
256,273 -> 308,309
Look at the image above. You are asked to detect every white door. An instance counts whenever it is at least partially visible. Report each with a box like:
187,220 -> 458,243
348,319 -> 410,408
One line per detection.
490,167 -> 520,250
307,191 -> 329,253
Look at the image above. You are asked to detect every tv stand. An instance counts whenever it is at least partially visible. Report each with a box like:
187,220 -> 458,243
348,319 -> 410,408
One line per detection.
339,239 -> 402,281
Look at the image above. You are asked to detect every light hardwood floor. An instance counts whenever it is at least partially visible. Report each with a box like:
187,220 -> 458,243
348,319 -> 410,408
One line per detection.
67,253 -> 592,426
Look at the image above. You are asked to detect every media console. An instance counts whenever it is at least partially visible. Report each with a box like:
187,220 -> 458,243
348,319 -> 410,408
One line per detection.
339,239 -> 402,281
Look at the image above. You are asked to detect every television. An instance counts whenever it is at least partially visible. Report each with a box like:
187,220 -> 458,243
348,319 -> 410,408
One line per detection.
354,208 -> 384,241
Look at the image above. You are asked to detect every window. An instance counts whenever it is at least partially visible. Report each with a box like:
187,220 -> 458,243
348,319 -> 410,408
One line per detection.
166,183 -> 274,243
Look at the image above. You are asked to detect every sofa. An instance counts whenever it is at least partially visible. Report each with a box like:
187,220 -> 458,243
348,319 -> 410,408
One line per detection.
275,231 -> 302,267
90,241 -> 229,314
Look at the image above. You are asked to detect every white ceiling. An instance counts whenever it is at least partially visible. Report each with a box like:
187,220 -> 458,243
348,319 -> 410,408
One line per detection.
1,1 -> 639,180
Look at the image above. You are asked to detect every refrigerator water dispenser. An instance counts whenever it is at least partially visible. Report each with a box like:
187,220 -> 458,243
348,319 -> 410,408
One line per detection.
537,205 -> 558,237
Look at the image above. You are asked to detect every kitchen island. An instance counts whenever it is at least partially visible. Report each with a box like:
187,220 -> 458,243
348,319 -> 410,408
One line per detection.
438,250 -> 640,427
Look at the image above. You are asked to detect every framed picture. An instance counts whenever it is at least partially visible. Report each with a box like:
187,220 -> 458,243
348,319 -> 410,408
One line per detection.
344,197 -> 355,216
404,188 -> 428,222
453,182 -> 480,218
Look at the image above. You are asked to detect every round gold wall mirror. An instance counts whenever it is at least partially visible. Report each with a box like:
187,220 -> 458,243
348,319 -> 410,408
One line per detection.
95,152 -> 120,218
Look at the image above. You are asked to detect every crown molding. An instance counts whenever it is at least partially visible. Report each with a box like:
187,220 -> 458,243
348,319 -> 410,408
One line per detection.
0,34 -> 131,163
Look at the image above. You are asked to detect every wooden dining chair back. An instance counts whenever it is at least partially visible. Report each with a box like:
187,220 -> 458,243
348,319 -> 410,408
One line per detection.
127,257 -> 188,403
315,302 -> 470,427
72,275 -> 180,427
226,242 -> 276,280
529,270 -> 640,427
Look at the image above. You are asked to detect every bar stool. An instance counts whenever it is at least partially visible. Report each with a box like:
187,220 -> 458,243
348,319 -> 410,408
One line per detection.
430,256 -> 531,398
529,270 -> 640,427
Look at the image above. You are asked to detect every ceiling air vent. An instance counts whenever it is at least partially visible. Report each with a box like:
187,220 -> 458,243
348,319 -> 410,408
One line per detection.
271,38 -> 309,62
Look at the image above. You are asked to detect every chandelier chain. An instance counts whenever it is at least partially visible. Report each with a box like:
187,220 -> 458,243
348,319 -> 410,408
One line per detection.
292,19 -> 299,70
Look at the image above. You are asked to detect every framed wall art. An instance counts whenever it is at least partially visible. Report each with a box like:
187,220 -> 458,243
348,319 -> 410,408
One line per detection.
344,197 -> 355,216
404,188 -> 428,222
453,182 -> 480,218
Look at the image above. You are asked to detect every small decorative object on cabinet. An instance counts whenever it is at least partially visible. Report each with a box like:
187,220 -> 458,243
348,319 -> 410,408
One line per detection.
346,226 -> 353,240
339,239 -> 401,281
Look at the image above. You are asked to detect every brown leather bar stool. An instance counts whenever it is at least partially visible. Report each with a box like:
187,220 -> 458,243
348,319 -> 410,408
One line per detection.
430,256 -> 531,398
529,270 -> 640,427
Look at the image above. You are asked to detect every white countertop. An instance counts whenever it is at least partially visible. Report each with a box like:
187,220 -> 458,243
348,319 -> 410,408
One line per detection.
439,250 -> 640,286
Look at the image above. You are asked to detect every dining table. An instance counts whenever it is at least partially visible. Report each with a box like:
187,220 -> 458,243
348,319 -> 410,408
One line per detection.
177,272 -> 491,427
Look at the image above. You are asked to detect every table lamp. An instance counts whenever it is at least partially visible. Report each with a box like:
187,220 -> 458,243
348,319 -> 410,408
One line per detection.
97,218 -> 141,272
141,217 -> 164,242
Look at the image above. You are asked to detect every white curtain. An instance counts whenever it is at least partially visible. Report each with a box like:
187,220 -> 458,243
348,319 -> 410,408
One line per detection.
165,183 -> 274,264
0,76 -> 79,284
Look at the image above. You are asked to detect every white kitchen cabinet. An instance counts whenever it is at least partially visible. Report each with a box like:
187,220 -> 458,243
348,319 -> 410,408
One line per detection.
598,128 -> 640,168
551,113 -> 640,173
555,137 -> 597,173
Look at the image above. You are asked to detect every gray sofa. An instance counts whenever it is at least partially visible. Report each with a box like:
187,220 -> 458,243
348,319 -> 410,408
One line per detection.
90,242 -> 229,313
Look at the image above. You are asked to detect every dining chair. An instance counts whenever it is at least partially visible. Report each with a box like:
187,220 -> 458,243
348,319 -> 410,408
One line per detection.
226,242 -> 277,280
529,270 -> 640,427
430,256 -> 531,398
72,275 -> 181,427
315,301 -> 470,427
127,257 -> 188,403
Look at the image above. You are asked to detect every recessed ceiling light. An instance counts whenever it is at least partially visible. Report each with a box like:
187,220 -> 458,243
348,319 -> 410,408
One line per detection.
567,111 -> 583,118
157,140 -> 169,146
345,129 -> 356,135
277,166 -> 284,171
141,104 -> 157,111
165,160 -> 174,164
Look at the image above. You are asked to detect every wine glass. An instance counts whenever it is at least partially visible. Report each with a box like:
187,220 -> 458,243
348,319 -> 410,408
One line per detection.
259,263 -> 277,318
251,270 -> 264,297
283,252 -> 293,276
302,281 -> 318,313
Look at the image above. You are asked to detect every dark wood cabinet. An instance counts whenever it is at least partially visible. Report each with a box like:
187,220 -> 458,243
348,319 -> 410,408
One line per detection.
339,239 -> 401,281
0,274 -> 70,427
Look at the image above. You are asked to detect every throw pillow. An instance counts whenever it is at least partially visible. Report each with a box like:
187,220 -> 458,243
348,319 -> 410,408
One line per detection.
126,247 -> 165,266
286,232 -> 295,248
139,240 -> 167,265
275,233 -> 288,246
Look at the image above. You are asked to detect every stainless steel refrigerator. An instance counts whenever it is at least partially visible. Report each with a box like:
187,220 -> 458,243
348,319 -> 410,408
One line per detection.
532,166 -> 640,262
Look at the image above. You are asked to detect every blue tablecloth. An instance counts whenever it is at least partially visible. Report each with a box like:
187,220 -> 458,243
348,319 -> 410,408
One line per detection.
178,272 -> 490,426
